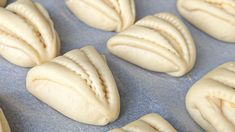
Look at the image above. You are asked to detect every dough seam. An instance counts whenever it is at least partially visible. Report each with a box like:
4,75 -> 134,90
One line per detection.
80,0 -> 117,23
181,1 -> 235,25
10,7 -> 47,48
0,10 -> 45,60
117,33 -> 179,56
0,44 -> 35,61
185,8 -> 235,25
137,17 -> 190,64
109,41 -> 179,68
0,28 -> 40,63
50,61 -> 103,101
115,0 -> 123,30
63,53 -> 110,103
209,78 -> 235,91
138,119 -> 160,131
204,0 -> 235,16
156,14 -> 191,62
62,55 -> 93,86
221,67 -> 235,73
31,78 -> 80,94
194,106 -> 216,130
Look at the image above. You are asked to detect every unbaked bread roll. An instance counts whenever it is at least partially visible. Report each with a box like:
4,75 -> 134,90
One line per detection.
0,108 -> 10,132
26,46 -> 120,126
0,0 -> 60,67
65,0 -> 136,32
107,12 -> 196,77
186,62 -> 235,132
109,113 -> 177,132
0,0 -> 6,7
177,0 -> 235,43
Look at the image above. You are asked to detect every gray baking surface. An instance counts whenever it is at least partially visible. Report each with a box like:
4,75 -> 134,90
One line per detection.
0,0 -> 234,132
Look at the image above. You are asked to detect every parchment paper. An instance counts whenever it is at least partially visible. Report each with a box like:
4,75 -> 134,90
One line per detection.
1,0 -> 235,131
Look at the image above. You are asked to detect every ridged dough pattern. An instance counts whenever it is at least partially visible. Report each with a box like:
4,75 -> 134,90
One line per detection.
26,46 -> 120,126
177,0 -> 235,42
186,62 -> 235,132
0,0 -> 6,7
0,0 -> 60,67
65,0 -> 136,32
108,12 -> 196,77
109,113 -> 177,132
0,108 -> 10,132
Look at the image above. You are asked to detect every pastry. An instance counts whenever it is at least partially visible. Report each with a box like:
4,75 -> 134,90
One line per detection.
107,12 -> 196,77
26,46 -> 120,126
186,62 -> 235,132
0,0 -> 6,7
65,0 -> 136,32
109,113 -> 177,132
177,0 -> 235,43
0,0 -> 60,67
0,108 -> 10,132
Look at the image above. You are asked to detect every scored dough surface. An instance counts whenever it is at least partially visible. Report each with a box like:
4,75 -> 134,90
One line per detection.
0,0 -> 60,67
65,0 -> 136,32
177,0 -> 235,43
186,62 -> 235,132
107,12 -> 196,77
26,46 -> 120,126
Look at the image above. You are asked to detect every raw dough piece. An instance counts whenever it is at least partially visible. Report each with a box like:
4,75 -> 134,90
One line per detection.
109,113 -> 177,132
26,46 -> 120,126
0,0 -> 60,67
0,0 -> 6,7
107,12 -> 196,77
0,108 -> 10,132
177,0 -> 235,43
186,62 -> 235,132
65,0 -> 136,32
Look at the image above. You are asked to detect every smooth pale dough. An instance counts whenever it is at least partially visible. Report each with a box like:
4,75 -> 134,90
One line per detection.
109,113 -> 177,132
26,46 -> 120,126
0,109 -> 10,132
186,62 -> 235,132
0,0 -> 60,67
65,0 -> 136,32
177,0 -> 235,43
0,0 -> 6,7
107,12 -> 196,77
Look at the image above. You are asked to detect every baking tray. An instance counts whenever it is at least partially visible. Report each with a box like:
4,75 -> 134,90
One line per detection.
1,0 -> 235,131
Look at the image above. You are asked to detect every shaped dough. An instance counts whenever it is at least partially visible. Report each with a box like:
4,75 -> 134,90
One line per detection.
186,62 -> 235,132
0,0 -> 6,7
26,46 -> 120,126
0,108 -> 10,132
177,0 -> 235,43
109,113 -> 177,132
107,12 -> 196,77
0,0 -> 60,67
65,0 -> 136,32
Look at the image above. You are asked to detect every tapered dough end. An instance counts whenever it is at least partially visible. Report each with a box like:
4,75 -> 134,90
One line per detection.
0,0 -> 6,7
26,46 -> 120,126
109,113 -> 177,132
0,108 -> 11,132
